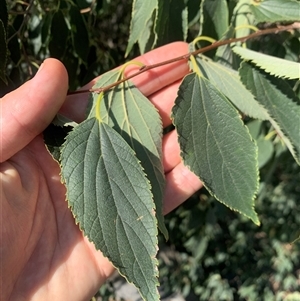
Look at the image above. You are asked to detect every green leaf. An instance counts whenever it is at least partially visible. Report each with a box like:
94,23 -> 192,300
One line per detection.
138,10 -> 157,55
250,0 -> 300,22
0,20 -> 8,84
155,0 -> 188,46
172,73 -> 259,225
187,0 -> 201,26
75,0 -> 91,10
88,70 -> 168,239
41,13 -> 52,45
125,0 -> 158,56
215,25 -> 240,69
69,6 -> 89,62
233,46 -> 300,80
49,10 -> 69,59
239,61 -> 300,165
247,119 -> 263,140
7,26 -> 21,65
199,0 -> 229,39
247,120 -> 274,168
192,53 -> 269,120
256,136 -> 274,168
61,119 -> 159,301
0,0 -> 7,29
231,0 -> 255,38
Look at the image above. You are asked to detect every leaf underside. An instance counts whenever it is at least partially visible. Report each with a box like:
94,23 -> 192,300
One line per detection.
88,70 -> 168,239
61,119 -> 159,301
199,0 -> 229,39
156,0 -> 188,46
172,73 -> 259,225
239,61 -> 300,165
193,53 -> 269,120
231,0 -> 255,39
233,46 -> 300,80
250,0 -> 300,22
126,0 -> 158,56
215,25 -> 240,69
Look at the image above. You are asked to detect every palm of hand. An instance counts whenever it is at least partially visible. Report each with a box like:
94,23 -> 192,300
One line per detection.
2,136 -> 113,301
1,43 -> 202,301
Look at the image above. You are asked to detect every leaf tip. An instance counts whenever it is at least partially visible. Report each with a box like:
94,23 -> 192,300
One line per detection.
252,216 -> 260,226
248,203 -> 260,226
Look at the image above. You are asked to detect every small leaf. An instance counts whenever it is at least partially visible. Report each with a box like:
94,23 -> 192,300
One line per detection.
250,0 -> 300,22
61,119 -> 159,301
155,0 -> 188,46
7,26 -> 21,65
126,0 -> 158,56
247,119 -> 263,140
49,10 -> 69,59
239,61 -> 300,165
215,25 -> 240,69
247,120 -> 274,168
88,70 -> 168,239
172,73 -> 259,225
41,13 -> 52,45
69,6 -> 89,62
233,46 -> 300,80
231,0 -> 255,38
193,54 -> 269,120
0,0 -> 8,29
256,136 -> 274,168
137,10 -> 157,54
199,0 -> 229,39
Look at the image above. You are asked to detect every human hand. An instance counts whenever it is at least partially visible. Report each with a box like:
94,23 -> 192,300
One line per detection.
0,42 -> 202,301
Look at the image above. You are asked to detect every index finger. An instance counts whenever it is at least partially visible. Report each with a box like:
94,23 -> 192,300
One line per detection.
60,42 -> 189,123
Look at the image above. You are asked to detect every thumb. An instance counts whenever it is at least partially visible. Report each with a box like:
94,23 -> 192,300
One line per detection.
0,58 -> 68,162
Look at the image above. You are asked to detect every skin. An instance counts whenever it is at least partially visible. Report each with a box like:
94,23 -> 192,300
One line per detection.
0,42 -> 202,301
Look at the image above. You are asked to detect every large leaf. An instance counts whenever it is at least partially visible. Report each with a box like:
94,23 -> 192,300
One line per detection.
61,119 -> 159,301
239,61 -> 300,165
250,0 -> 300,22
172,73 -> 259,224
88,70 -> 168,239
233,46 -> 300,80
125,0 -> 158,56
192,53 -> 269,120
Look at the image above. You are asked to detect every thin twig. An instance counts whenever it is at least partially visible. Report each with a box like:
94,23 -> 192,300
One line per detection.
67,23 -> 300,95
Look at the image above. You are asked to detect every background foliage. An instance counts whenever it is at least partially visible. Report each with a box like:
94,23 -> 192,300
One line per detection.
1,0 -> 300,300
1,0 -> 136,95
